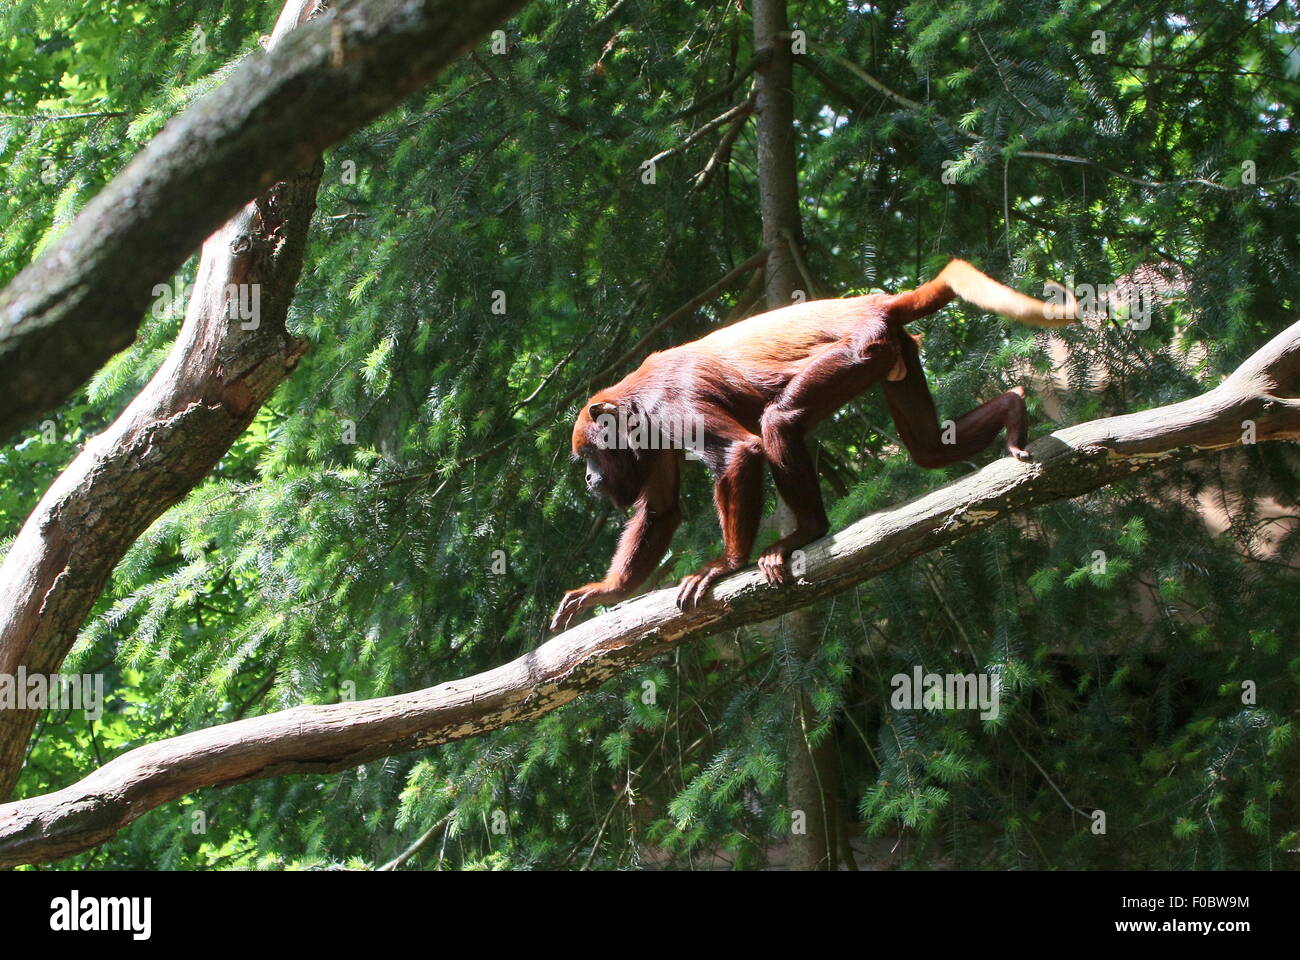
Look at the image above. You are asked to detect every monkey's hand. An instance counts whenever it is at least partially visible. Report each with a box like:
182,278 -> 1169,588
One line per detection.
759,522 -> 828,585
550,582 -> 622,633
676,557 -> 742,610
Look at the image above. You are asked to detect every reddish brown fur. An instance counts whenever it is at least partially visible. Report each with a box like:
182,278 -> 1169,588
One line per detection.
550,260 -> 1074,632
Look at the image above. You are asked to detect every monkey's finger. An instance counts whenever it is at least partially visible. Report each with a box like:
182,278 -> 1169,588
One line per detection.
676,577 -> 700,610
676,574 -> 696,606
551,592 -> 584,631
687,573 -> 715,608
759,554 -> 785,585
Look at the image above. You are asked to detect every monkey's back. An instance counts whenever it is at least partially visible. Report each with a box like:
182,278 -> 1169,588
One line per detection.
688,293 -> 886,374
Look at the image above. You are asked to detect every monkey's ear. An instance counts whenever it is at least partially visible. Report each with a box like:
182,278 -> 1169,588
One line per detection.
589,401 -> 618,419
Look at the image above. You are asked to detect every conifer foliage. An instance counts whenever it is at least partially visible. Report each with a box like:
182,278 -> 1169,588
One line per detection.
0,0 -> 1297,869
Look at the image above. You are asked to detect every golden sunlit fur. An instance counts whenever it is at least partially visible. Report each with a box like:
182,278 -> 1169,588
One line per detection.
928,259 -> 1077,327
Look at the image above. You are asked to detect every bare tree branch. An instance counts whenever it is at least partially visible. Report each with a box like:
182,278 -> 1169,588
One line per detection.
2,319 -> 1297,867
0,0 -> 527,439
645,99 -> 755,168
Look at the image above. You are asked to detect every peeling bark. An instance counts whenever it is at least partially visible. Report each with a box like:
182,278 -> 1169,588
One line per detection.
0,0 -> 527,438
2,319 -> 1296,866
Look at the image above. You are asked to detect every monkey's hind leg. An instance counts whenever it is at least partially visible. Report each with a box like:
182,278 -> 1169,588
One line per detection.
758,330 -> 899,583
884,368 -> 1032,467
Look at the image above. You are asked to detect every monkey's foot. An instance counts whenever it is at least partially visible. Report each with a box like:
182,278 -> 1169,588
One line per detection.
676,558 -> 741,610
758,543 -> 796,585
759,526 -> 826,585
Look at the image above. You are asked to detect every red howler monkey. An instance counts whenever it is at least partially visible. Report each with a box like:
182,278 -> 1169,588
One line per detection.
549,260 -> 1076,632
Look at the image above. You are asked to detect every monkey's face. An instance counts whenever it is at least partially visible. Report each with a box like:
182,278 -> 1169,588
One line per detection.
578,446 -> 641,509
573,397 -> 647,510
584,454 -> 607,495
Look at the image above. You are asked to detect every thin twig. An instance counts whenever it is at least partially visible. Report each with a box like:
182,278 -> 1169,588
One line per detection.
670,49 -> 770,119
594,247 -> 768,382
1017,148 -> 1298,191
378,810 -> 455,870
690,96 -> 755,192
646,99 -> 755,168
1006,727 -> 1091,818
781,227 -> 824,300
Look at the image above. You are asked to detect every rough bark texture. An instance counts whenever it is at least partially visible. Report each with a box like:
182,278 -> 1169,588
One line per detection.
0,0 -> 329,803
0,0 -> 527,439
3,319 -> 1295,866
752,0 -> 802,307
751,0 -> 840,870
0,0 -> 527,804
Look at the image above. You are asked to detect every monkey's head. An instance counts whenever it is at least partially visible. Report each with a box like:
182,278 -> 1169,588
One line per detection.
572,396 -> 652,510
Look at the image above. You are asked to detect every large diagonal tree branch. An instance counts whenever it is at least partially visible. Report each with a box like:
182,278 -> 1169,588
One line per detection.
0,0 -> 526,439
0,0 -> 524,802
2,320 -> 1297,866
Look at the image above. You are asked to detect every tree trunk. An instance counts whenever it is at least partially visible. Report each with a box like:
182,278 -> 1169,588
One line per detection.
752,0 -> 802,306
750,0 -> 844,870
